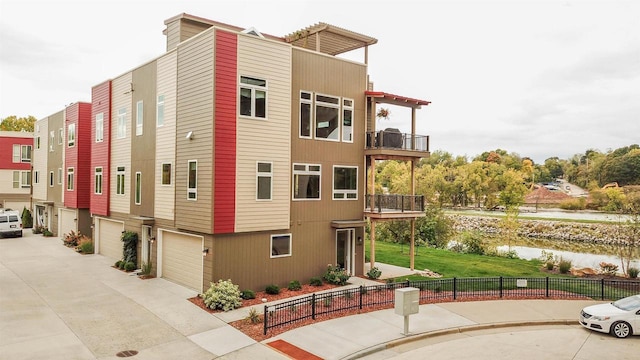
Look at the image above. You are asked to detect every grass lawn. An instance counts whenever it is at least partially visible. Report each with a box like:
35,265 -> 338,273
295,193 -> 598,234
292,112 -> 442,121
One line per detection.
366,241 -> 572,280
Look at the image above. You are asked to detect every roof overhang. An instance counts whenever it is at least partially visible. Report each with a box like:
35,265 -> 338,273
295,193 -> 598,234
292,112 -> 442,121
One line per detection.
285,22 -> 377,55
331,219 -> 367,228
366,91 -> 431,109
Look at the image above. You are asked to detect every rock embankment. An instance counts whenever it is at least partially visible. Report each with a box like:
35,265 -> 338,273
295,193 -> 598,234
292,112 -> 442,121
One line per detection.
450,215 -> 637,246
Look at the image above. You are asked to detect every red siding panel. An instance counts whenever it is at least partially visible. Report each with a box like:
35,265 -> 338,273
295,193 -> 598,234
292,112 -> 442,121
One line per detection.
0,136 -> 33,170
213,30 -> 237,234
76,102 -> 92,208
64,104 -> 79,208
90,81 -> 111,216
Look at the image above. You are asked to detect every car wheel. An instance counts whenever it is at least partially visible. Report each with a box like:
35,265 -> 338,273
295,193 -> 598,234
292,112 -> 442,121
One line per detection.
610,321 -> 632,338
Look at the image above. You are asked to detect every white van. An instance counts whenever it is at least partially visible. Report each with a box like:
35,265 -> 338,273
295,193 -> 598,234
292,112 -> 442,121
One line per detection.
0,209 -> 23,237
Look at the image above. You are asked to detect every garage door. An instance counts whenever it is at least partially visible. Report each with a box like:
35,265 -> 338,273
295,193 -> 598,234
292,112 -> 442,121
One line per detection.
3,201 -> 29,212
160,231 -> 203,292
96,218 -> 123,261
59,208 -> 76,239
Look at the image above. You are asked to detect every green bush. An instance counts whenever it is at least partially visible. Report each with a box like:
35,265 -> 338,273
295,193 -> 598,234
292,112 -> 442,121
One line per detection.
323,265 -> 350,285
460,231 -> 486,255
201,279 -> 242,312
309,277 -> 323,286
21,207 -> 33,229
245,308 -> 261,324
78,240 -> 94,254
241,289 -> 256,300
628,267 -> 639,279
124,261 -> 135,272
559,198 -> 586,210
121,231 -> 138,265
366,267 -> 382,280
43,229 -> 53,237
546,262 -> 555,271
558,258 -> 572,274
141,261 -> 152,275
115,260 -> 122,268
265,284 -> 280,295
287,280 -> 302,291
118,261 -> 126,270
32,225 -> 43,234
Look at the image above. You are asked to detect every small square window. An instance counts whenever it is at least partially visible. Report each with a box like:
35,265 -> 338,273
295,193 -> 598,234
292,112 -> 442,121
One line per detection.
270,234 -> 291,258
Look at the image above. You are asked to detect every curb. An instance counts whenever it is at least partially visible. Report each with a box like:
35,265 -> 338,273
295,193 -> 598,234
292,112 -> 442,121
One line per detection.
342,319 -> 578,360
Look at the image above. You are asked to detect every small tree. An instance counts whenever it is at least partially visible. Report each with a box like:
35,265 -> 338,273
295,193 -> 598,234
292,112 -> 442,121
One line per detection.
121,231 -> 138,266
21,207 -> 33,229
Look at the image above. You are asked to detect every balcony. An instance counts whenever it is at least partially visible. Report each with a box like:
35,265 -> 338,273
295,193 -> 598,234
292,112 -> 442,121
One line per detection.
365,130 -> 429,160
364,194 -> 425,219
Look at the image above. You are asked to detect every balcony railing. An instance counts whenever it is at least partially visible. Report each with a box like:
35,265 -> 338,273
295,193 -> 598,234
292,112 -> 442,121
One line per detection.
365,194 -> 424,213
366,130 -> 429,152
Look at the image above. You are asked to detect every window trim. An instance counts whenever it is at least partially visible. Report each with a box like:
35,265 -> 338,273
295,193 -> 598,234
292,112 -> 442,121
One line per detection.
156,95 -> 164,127
66,167 -> 74,191
36,136 -> 41,149
20,171 -> 31,188
342,98 -> 354,143
94,167 -> 103,195
12,171 -> 19,188
21,145 -> 31,163
256,161 -> 273,201
292,163 -> 321,201
116,166 -> 125,195
136,100 -> 143,136
161,162 -> 172,186
49,171 -> 54,187
187,160 -> 197,200
270,233 -> 292,258
12,144 -> 20,163
314,93 -> 341,142
57,168 -> 62,185
58,128 -> 63,145
134,171 -> 142,205
117,108 -> 126,139
333,165 -> 358,200
95,113 -> 104,142
34,170 -> 39,184
239,75 -> 267,120
299,91 -> 313,139
49,131 -> 55,152
67,123 -> 76,147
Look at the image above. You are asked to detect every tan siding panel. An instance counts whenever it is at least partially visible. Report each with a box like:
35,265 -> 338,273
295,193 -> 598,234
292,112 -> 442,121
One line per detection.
110,73 -> 133,214
155,52 -> 177,221
32,118 -> 49,201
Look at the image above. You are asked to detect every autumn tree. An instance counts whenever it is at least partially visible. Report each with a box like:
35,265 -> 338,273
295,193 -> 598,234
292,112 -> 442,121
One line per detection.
0,115 -> 37,132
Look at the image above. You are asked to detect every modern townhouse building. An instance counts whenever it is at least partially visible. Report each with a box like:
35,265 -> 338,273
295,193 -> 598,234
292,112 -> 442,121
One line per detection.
0,131 -> 33,212
83,13 -> 430,293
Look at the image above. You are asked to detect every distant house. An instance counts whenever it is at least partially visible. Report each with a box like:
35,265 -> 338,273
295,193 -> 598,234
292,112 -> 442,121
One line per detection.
0,131 -> 33,211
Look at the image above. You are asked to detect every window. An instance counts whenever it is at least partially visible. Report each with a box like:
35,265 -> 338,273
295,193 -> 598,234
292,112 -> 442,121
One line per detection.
299,91 -> 312,138
95,167 -> 103,194
256,162 -> 272,200
12,144 -> 20,163
239,76 -> 266,119
157,95 -> 164,127
117,108 -> 126,138
49,131 -> 55,152
34,171 -> 40,184
67,168 -> 74,191
116,166 -> 125,195
68,123 -> 76,147
58,128 -> 63,145
315,94 -> 340,141
333,166 -> 358,200
36,136 -> 41,149
293,163 -> 321,200
57,168 -> 62,185
136,100 -> 143,136
49,171 -> 54,187
135,172 -> 142,204
95,113 -> 104,142
187,160 -> 197,200
22,171 -> 31,188
270,234 -> 292,258
12,171 -> 19,188
342,99 -> 353,142
21,145 -> 31,162
161,163 -> 171,185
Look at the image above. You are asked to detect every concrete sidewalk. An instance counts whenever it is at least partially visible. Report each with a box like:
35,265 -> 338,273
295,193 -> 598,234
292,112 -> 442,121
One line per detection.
2,233 -> 637,360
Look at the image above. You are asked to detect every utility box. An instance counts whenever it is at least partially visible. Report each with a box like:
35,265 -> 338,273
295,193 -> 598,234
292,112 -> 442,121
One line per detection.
394,287 -> 419,316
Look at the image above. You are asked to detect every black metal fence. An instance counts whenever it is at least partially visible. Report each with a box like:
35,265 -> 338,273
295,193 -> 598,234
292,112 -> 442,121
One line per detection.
364,194 -> 425,213
263,277 -> 639,334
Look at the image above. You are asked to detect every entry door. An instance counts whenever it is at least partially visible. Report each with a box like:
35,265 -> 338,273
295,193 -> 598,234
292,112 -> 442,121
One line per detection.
336,229 -> 355,276
141,225 -> 152,265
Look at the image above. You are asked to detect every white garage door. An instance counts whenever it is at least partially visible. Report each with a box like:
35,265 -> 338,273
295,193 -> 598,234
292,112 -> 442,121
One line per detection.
160,231 -> 203,292
3,201 -> 29,212
59,208 -> 76,239
96,218 -> 123,261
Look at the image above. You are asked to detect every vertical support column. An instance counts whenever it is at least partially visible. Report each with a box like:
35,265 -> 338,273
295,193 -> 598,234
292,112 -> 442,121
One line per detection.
410,218 -> 415,271
411,107 -> 416,150
370,220 -> 376,268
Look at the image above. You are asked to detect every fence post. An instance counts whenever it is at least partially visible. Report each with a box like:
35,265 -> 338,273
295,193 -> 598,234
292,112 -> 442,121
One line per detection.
601,279 -> 605,300
453,277 -> 457,300
499,276 -> 503,298
359,286 -> 363,310
312,293 -> 316,320
405,279 -> 410,288
263,305 -> 268,335
545,277 -> 549,298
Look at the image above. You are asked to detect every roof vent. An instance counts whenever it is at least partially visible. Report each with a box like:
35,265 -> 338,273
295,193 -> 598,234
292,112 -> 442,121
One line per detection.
241,27 -> 264,38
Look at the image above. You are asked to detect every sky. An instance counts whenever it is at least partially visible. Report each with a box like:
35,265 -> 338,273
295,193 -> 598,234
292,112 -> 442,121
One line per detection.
1,0 -> 638,164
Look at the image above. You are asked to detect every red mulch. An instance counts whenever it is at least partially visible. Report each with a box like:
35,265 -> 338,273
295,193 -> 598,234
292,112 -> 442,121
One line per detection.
266,339 -> 323,360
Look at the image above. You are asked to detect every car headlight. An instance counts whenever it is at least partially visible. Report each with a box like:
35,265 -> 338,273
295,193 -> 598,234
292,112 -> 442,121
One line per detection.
591,315 -> 610,321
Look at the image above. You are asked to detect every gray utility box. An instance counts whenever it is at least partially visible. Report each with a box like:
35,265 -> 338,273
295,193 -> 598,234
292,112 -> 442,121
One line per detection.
394,287 -> 419,316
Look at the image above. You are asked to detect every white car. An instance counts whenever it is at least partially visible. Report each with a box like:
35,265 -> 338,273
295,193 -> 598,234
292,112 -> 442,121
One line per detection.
579,294 -> 640,338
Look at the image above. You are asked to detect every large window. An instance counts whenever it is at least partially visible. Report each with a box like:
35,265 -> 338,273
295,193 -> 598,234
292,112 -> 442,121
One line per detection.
342,99 -> 353,142
135,172 -> 142,204
12,144 -> 20,163
95,113 -> 104,142
299,91 -> 312,138
67,168 -> 74,191
21,145 -> 31,162
239,76 -> 266,119
187,160 -> 197,200
95,167 -> 103,194
117,108 -> 126,138
13,171 -> 31,188
68,123 -> 76,147
315,94 -> 340,141
270,234 -> 291,258
256,162 -> 272,200
293,163 -> 321,200
116,166 -> 125,195
161,163 -> 171,185
136,101 -> 143,136
333,166 -> 358,200
157,95 -> 164,127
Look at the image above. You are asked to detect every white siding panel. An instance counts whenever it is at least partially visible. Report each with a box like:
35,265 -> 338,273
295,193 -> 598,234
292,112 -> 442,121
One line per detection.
110,73 -> 132,214
235,35 -> 291,232
155,52 -> 177,220
32,118 -> 48,201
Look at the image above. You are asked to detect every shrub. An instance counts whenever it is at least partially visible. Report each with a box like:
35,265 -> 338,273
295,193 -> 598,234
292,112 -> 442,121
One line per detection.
309,277 -> 323,286
366,267 -> 382,280
240,289 -> 256,300
265,284 -> 280,295
201,279 -> 242,312
246,308 -> 261,324
115,260 -> 122,268
599,262 -> 619,276
63,230 -> 83,247
118,261 -> 126,270
21,207 -> 33,229
32,225 -> 44,234
559,197 -> 586,210
546,262 -> 555,271
43,229 -> 53,237
287,280 -> 302,291
323,265 -> 350,285
460,231 -> 486,255
124,261 -> 136,272
141,261 -> 152,275
77,238 -> 94,254
121,231 -> 138,265
628,267 -> 639,279
558,258 -> 572,274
